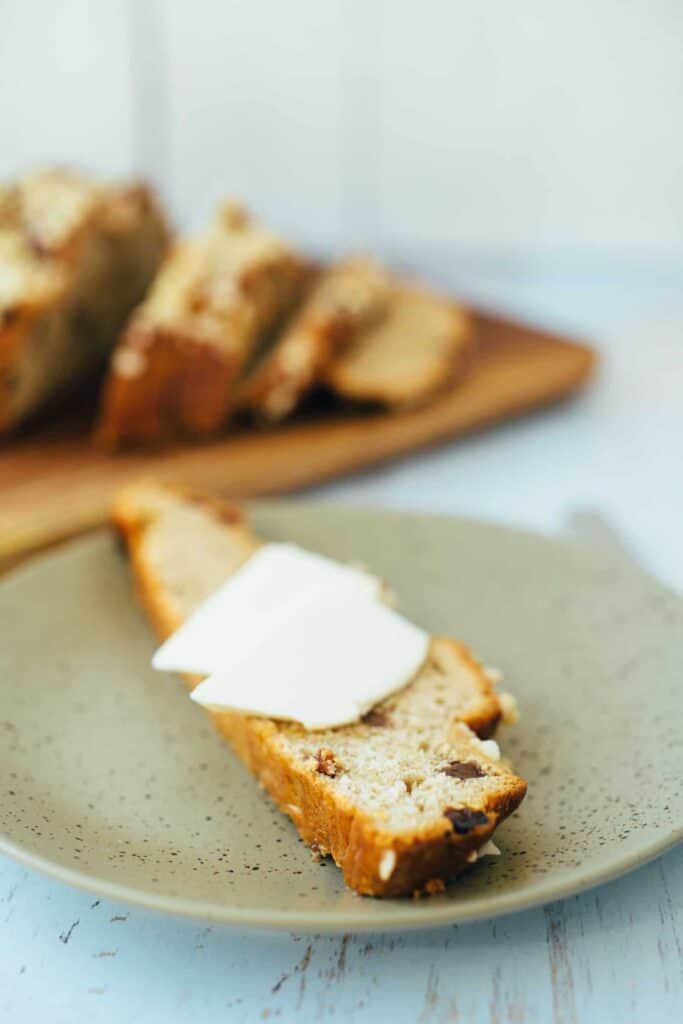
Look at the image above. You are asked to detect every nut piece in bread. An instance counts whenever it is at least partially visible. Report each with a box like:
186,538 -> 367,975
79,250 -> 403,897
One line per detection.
243,256 -> 392,421
97,201 -> 309,446
113,482 -> 526,897
0,167 -> 168,435
325,285 -> 473,408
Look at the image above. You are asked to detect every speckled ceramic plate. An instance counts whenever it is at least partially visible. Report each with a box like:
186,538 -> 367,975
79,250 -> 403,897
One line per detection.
1,504 -> 681,932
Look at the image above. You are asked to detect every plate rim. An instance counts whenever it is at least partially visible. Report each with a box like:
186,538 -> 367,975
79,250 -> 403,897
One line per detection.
1,513 -> 681,933
1,829 -> 680,934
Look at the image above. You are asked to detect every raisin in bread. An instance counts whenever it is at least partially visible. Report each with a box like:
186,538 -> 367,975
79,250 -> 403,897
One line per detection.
0,167 -> 168,435
97,202 -> 309,445
242,256 -> 391,421
113,482 -> 526,897
325,285 -> 473,408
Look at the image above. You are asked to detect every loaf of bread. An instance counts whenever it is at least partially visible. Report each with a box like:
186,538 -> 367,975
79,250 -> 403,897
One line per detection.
242,256 -> 391,421
97,202 -> 309,445
325,285 -> 473,408
113,482 -> 526,897
0,167 -> 168,435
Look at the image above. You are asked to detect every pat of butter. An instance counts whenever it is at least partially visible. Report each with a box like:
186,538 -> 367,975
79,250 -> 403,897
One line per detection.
190,591 -> 429,729
153,543 -> 380,676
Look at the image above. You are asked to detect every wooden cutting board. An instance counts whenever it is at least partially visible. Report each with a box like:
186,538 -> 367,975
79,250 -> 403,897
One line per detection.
0,309 -> 595,569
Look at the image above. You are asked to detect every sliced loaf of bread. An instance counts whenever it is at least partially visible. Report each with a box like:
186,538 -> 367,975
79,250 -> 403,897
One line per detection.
113,482 -> 526,896
0,167 -> 168,434
97,202 -> 309,445
242,256 -> 391,421
325,285 -> 473,408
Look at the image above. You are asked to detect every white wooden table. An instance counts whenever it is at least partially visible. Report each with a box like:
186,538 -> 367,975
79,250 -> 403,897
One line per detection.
2,272 -> 682,1023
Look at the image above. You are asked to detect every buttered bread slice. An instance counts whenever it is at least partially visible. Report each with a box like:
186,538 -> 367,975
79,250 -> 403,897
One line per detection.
113,482 -> 526,896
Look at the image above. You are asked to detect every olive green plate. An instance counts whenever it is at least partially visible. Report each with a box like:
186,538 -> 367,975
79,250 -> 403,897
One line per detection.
0,504 -> 681,932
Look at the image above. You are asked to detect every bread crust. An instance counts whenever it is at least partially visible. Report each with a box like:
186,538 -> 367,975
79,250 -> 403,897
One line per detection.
113,483 -> 526,896
97,204 -> 309,446
98,326 -> 241,443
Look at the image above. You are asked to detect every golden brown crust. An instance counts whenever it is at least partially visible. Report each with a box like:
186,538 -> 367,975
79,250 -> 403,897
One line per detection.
113,482 -> 526,897
434,641 -> 503,740
97,326 -> 241,444
97,204 -> 309,447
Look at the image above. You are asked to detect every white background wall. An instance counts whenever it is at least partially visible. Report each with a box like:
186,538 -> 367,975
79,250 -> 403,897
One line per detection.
2,0 -> 683,267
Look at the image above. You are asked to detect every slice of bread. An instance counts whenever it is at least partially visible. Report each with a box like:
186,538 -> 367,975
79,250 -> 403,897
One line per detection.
113,482 -> 526,896
325,285 -> 473,408
242,257 -> 391,421
0,167 -> 168,435
97,202 -> 309,446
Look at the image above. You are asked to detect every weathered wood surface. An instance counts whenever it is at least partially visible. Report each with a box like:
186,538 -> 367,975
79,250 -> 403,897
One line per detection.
1,848 -> 681,1022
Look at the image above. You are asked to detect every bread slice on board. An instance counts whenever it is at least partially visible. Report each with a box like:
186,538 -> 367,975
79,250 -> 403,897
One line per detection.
0,167 -> 168,435
243,256 -> 392,421
97,202 -> 309,446
325,285 -> 473,408
113,482 -> 526,896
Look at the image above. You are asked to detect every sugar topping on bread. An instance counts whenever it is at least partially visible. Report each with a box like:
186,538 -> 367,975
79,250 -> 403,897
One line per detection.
97,202 -> 309,444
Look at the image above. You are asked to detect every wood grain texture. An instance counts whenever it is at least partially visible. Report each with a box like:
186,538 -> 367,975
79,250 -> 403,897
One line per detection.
0,311 -> 595,568
1,847 -> 681,1023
